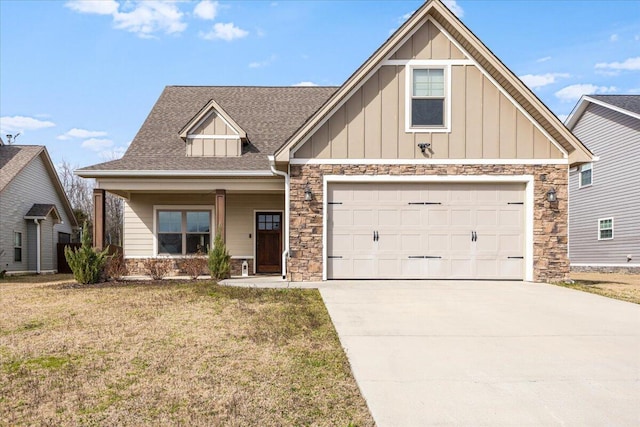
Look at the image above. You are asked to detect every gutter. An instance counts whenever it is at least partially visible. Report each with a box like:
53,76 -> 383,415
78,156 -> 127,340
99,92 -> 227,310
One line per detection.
268,156 -> 289,280
74,169 -> 275,178
34,219 -> 41,274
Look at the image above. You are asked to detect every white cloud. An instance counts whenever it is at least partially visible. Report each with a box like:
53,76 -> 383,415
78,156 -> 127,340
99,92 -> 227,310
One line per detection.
609,34 -> 619,42
0,115 -> 55,133
443,0 -> 464,18
67,0 -> 187,38
199,22 -> 248,41
536,56 -> 552,63
519,73 -> 570,89
595,56 -> 640,71
114,1 -> 187,38
65,0 -> 118,15
57,128 -> 107,140
193,0 -> 218,20
554,84 -> 618,102
81,138 -> 113,151
293,81 -> 318,87
249,54 -> 276,69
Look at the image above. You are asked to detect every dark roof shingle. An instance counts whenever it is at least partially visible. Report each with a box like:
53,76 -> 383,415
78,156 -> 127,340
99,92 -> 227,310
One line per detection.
589,95 -> 640,116
79,86 -> 337,173
24,203 -> 59,219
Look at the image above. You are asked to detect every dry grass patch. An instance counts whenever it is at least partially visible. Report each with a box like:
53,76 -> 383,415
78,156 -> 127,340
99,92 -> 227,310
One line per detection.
0,276 -> 373,426
558,272 -> 640,304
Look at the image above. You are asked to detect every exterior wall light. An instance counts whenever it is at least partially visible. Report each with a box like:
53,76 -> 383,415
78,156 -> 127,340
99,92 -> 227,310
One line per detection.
304,182 -> 313,201
547,188 -> 557,203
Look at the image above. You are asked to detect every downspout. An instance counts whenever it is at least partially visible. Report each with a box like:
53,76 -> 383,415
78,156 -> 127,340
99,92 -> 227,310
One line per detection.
34,219 -> 41,274
268,155 -> 289,279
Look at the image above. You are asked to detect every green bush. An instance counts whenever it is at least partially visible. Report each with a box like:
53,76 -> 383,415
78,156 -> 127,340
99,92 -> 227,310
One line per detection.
208,232 -> 231,280
64,222 -> 110,284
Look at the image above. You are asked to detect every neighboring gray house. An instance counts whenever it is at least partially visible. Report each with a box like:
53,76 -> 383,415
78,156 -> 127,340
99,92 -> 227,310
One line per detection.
0,141 -> 78,274
566,95 -> 640,271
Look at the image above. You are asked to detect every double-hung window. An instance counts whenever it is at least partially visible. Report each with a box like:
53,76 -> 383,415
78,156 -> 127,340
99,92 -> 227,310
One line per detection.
14,232 -> 22,262
411,67 -> 446,128
157,210 -> 211,255
598,218 -> 613,240
579,163 -> 592,187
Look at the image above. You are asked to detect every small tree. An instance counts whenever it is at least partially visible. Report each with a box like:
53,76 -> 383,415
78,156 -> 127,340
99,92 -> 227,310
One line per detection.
65,222 -> 110,284
208,232 -> 231,280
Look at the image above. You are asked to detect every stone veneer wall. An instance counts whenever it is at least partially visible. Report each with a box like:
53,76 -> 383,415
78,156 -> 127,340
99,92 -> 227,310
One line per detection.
288,164 -> 569,283
124,258 -> 253,278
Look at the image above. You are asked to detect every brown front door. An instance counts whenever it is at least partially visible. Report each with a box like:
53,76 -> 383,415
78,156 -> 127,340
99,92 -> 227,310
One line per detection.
256,212 -> 282,273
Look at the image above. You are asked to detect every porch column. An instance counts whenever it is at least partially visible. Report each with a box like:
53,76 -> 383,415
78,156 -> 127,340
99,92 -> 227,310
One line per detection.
93,188 -> 106,249
215,189 -> 226,242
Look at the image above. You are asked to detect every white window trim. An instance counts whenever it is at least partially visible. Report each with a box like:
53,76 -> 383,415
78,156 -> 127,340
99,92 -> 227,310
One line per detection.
598,217 -> 614,241
579,163 -> 593,188
322,174 -> 534,282
152,205 -> 215,257
405,62 -> 452,133
14,231 -> 22,263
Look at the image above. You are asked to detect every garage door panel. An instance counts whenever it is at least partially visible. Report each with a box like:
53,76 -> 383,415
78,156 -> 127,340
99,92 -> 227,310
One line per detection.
327,182 -> 525,280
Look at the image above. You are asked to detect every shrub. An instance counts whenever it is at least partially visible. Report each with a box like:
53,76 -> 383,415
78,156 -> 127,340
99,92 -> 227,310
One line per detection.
105,253 -> 127,281
64,222 -> 110,284
142,258 -> 174,280
208,232 -> 231,280
182,254 -> 207,280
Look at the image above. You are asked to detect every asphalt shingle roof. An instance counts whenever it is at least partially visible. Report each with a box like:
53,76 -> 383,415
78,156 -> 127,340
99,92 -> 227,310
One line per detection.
79,86 -> 337,173
0,145 -> 44,192
24,203 -> 59,219
590,95 -> 640,116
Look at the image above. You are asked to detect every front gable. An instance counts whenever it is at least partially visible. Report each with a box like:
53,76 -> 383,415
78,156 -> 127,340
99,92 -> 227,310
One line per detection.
179,99 -> 247,157
278,0 -> 592,165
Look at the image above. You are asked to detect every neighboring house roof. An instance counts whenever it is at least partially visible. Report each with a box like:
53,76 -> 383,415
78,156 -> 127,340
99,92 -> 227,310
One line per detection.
77,86 -> 337,175
566,95 -> 640,130
274,0 -> 593,165
24,203 -> 61,221
0,145 -> 79,227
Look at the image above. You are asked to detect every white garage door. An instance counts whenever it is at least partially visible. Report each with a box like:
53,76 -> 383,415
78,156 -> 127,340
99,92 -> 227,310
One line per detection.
327,182 -> 525,280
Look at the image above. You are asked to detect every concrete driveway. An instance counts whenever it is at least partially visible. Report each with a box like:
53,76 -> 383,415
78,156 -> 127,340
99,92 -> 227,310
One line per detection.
320,280 -> 640,426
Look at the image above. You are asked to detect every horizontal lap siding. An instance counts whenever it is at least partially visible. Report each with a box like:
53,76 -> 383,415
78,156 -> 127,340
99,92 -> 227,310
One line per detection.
123,194 -> 216,257
569,104 -> 640,265
226,194 -> 285,258
0,154 -> 73,272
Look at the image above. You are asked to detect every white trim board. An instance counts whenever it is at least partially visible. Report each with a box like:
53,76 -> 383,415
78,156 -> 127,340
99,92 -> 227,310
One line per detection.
321,174 -> 535,282
290,158 -> 568,165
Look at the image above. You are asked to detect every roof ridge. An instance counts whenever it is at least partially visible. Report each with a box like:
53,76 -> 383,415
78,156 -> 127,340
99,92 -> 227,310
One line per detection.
165,85 -> 339,89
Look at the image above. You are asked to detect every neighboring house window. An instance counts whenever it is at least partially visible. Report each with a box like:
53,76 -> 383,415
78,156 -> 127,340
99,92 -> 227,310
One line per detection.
58,232 -> 71,244
411,67 -> 446,128
598,218 -> 613,240
579,163 -> 592,187
157,210 -> 211,255
14,232 -> 22,262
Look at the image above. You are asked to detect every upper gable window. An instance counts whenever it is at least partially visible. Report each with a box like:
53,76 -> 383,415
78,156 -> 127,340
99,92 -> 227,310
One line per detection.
406,64 -> 451,133
579,163 -> 592,187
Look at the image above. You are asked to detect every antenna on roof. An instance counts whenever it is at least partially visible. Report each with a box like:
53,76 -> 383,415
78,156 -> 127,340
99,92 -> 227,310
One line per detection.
5,133 -> 20,145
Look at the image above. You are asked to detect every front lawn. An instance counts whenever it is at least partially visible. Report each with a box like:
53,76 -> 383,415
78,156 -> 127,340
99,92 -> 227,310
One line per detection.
559,272 -> 640,304
0,276 -> 373,426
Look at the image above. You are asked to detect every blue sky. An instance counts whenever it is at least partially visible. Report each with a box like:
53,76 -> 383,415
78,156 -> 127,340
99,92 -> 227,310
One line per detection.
1,0 -> 638,169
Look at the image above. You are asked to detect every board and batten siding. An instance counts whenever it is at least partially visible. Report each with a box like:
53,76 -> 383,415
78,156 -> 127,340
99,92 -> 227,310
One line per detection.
293,20 -> 562,161
123,193 -> 283,258
569,103 -> 640,265
186,111 -> 241,157
0,153 -> 73,272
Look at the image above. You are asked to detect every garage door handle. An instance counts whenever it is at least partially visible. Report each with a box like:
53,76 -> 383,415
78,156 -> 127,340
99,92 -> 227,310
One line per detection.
373,231 -> 379,241
471,231 -> 477,242
408,256 -> 442,259
508,256 -> 524,259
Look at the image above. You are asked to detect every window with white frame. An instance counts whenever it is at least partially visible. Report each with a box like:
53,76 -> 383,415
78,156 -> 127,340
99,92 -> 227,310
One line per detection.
411,67 -> 446,128
598,218 -> 613,240
579,163 -> 592,187
14,232 -> 22,262
157,210 -> 211,255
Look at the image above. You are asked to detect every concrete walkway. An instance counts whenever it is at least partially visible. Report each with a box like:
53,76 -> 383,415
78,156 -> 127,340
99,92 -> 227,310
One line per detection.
320,280 -> 640,426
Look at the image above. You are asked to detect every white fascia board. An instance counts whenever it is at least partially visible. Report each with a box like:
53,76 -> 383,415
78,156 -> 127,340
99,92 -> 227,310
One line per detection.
75,169 -> 275,178
567,96 -> 640,128
290,158 -> 568,165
